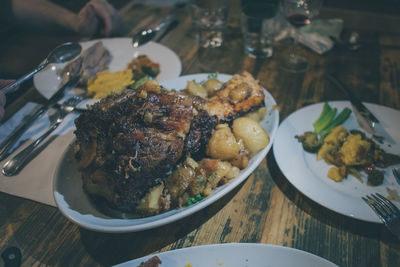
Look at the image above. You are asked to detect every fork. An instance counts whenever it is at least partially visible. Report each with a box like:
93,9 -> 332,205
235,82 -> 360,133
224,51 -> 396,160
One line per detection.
362,193 -> 400,238
2,96 -> 85,176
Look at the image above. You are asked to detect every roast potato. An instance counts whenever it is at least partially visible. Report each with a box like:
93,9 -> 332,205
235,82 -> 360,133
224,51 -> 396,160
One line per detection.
232,117 -> 269,155
187,81 -> 207,98
206,124 -> 240,160
204,78 -> 223,96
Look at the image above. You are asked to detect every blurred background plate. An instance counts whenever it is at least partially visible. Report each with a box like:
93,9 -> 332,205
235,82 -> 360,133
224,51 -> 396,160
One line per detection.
33,38 -> 182,99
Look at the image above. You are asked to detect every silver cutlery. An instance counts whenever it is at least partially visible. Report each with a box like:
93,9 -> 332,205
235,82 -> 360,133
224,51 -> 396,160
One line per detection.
393,168 -> 400,185
132,15 -> 178,47
362,193 -> 400,239
326,74 -> 394,144
1,42 -> 81,94
0,75 -> 80,162
2,96 -> 85,176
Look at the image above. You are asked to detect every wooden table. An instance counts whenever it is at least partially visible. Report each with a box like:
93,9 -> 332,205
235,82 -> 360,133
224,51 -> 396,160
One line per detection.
1,1 -> 400,266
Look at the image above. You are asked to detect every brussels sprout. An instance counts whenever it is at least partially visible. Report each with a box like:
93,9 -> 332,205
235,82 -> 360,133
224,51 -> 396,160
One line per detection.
295,131 -> 323,153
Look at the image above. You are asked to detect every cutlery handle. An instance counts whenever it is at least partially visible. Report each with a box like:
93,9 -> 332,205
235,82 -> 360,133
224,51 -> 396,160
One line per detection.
326,73 -> 356,99
2,120 -> 61,176
326,73 -> 379,123
155,19 -> 179,42
1,62 -> 48,94
0,76 -> 80,162
0,104 -> 46,162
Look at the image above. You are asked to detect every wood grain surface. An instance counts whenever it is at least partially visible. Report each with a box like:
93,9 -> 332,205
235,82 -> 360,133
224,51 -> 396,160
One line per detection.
1,0 -> 400,266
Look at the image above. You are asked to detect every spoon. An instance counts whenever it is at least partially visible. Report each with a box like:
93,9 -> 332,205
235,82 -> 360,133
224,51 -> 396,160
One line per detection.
1,42 -> 82,94
132,16 -> 176,47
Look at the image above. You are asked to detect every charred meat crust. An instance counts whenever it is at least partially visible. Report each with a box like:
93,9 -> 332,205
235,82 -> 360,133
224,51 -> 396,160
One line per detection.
74,72 -> 265,215
74,88 -> 218,212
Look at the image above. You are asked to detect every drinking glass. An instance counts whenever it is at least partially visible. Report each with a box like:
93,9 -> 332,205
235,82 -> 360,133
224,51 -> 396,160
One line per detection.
191,0 -> 228,48
241,2 -> 279,58
280,0 -> 323,72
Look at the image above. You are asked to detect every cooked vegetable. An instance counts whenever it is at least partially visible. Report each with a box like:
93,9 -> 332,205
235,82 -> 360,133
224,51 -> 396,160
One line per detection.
311,102 -> 352,137
87,69 -> 134,99
127,55 -> 160,80
187,81 -> 208,98
206,124 -> 240,160
204,78 -> 223,96
245,107 -> 267,122
295,131 -> 322,153
232,117 -> 270,155
142,65 -> 160,77
367,170 -> 384,186
319,107 -> 352,138
314,107 -> 337,134
296,102 -> 399,187
129,75 -> 149,90
312,102 -> 332,130
327,166 -> 347,182
348,167 -> 363,183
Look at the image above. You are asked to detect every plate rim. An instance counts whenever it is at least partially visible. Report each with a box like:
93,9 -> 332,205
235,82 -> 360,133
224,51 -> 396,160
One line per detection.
273,100 -> 400,224
53,73 -> 280,233
113,242 -> 338,267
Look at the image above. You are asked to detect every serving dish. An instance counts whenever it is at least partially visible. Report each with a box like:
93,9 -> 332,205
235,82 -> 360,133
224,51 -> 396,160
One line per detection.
53,73 -> 279,232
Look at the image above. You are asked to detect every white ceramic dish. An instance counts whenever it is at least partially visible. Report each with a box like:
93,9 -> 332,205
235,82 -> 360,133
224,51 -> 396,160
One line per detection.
113,243 -> 338,267
273,101 -> 400,223
33,38 -> 182,100
53,73 -> 279,233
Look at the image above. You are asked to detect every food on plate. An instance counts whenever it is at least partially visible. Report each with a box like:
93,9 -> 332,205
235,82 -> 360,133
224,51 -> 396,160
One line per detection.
296,102 -> 351,153
202,72 -> 265,120
60,41 -> 112,85
73,72 -> 269,216
295,131 -> 322,153
296,103 -> 400,185
313,102 -> 352,137
232,117 -> 269,155
87,69 -> 134,99
136,256 -> 162,267
60,42 -> 161,99
127,55 -> 160,80
318,125 -> 400,184
87,55 -> 161,98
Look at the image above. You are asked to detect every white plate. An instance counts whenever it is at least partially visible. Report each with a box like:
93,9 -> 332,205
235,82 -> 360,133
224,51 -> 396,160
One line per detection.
33,38 -> 182,99
53,73 -> 279,233
113,243 -> 337,267
273,101 -> 400,223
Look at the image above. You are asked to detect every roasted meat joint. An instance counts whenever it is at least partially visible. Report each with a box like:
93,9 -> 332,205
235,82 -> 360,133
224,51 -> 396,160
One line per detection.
73,72 -> 270,216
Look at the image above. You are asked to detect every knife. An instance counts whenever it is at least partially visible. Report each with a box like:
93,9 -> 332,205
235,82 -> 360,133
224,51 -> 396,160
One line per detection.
326,74 -> 393,144
0,75 -> 80,162
2,95 -> 85,176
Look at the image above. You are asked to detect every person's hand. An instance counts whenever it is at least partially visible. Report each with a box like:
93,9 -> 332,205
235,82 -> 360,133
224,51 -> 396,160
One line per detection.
75,1 -> 100,36
75,0 -> 126,37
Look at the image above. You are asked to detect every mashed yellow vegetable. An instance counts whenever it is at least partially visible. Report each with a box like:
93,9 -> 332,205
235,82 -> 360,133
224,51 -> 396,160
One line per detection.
339,134 -> 371,165
87,69 -> 134,99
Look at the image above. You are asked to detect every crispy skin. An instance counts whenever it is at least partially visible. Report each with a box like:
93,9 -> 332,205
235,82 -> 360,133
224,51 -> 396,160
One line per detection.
74,72 -> 264,215
74,85 -> 217,212
203,71 -> 265,120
